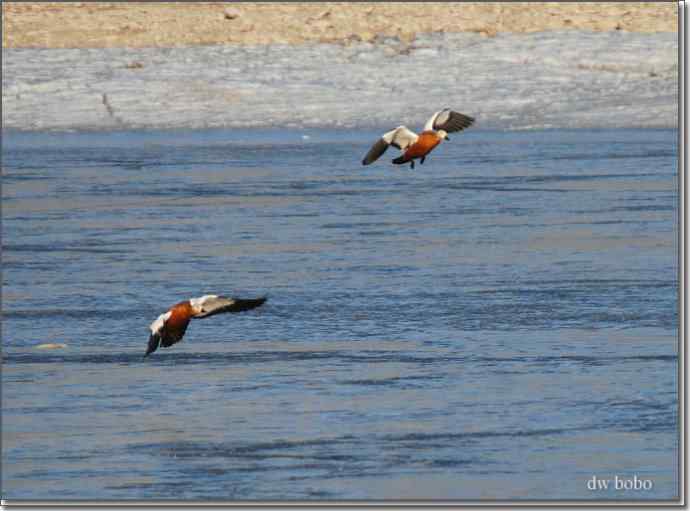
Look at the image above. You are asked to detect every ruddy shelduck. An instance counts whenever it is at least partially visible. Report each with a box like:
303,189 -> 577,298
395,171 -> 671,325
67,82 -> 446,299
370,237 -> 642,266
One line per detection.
145,294 -> 267,357
362,109 -> 475,169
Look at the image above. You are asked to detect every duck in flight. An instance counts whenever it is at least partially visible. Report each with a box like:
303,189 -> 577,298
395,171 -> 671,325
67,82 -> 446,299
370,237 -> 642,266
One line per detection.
145,294 -> 267,357
362,109 -> 475,169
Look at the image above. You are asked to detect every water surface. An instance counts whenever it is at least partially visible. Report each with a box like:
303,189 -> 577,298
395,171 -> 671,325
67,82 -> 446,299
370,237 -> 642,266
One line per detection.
2,127 -> 678,500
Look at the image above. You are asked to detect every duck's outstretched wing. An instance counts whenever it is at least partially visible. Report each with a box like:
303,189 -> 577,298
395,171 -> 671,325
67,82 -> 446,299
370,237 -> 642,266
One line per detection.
146,310 -> 172,356
424,109 -> 475,133
193,296 -> 267,319
362,126 -> 418,165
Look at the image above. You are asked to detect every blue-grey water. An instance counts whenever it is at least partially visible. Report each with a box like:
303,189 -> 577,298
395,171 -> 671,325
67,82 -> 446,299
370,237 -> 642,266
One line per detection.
2,127 -> 678,501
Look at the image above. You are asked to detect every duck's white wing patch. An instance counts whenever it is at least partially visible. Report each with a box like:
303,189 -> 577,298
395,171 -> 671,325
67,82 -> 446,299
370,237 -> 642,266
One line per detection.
385,126 -> 418,150
194,295 -> 268,319
424,110 -> 445,132
190,295 -> 218,309
149,310 -> 172,334
362,126 -> 418,166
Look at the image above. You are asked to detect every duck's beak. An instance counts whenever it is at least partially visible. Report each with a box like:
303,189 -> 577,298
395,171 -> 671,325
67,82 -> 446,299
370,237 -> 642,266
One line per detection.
445,135 -> 450,141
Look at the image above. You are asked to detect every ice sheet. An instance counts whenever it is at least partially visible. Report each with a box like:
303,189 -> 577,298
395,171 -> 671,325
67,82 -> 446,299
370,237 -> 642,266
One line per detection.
2,31 -> 678,131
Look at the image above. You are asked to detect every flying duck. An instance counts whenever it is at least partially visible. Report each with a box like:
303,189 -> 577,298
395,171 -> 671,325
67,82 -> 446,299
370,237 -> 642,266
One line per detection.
362,109 -> 475,169
145,294 -> 267,357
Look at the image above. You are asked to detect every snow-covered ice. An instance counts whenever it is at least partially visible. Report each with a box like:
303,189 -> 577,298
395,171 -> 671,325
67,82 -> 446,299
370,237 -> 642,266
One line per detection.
2,31 -> 678,131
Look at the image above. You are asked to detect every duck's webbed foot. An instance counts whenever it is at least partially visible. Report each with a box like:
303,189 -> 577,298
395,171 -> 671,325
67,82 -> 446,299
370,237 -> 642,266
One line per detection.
420,156 -> 426,165
410,160 -> 415,170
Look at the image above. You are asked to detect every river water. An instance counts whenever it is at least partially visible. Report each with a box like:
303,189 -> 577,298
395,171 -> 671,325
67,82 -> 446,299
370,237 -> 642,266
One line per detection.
2,126 -> 678,500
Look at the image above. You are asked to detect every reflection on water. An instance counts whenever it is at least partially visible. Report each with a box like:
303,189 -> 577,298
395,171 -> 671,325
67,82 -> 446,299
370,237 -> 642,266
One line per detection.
2,128 -> 678,500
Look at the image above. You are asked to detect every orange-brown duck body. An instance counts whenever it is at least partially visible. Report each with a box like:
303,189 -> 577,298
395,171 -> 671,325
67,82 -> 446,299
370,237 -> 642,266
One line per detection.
159,301 -> 194,347
393,131 -> 443,165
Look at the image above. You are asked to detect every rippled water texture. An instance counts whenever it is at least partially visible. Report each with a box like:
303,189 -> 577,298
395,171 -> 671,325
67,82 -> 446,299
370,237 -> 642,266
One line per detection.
2,128 -> 678,500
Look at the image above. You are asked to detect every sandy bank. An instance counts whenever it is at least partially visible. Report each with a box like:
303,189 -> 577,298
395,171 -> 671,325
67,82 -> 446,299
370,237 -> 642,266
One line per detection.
2,2 -> 677,49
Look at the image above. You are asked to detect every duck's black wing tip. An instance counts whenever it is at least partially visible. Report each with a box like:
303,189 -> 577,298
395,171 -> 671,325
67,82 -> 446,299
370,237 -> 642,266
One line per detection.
144,332 -> 161,357
435,111 -> 475,133
196,295 -> 268,318
362,137 -> 390,165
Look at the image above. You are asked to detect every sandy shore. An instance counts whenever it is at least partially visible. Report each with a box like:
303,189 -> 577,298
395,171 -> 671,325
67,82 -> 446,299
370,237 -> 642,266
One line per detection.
2,2 -> 677,49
